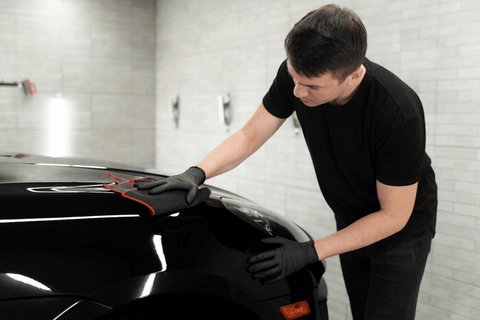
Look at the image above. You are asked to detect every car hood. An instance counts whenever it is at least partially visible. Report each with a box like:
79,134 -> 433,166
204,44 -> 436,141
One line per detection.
0,153 -> 250,200
0,152 -> 310,243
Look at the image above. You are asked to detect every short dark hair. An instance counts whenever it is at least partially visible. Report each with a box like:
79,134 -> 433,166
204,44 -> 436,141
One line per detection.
285,4 -> 367,83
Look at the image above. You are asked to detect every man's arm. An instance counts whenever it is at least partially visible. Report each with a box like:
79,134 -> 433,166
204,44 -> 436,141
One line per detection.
248,180 -> 418,283
136,103 -> 285,201
198,103 -> 286,179
313,180 -> 418,260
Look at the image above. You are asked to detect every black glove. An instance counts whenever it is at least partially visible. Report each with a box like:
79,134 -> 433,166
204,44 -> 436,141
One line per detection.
135,166 -> 206,204
247,237 -> 318,284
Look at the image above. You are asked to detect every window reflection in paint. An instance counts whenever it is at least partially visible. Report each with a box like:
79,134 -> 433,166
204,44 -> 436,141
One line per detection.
6,273 -> 52,291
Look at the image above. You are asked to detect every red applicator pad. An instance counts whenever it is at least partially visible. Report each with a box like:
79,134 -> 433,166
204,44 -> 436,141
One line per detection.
104,174 -> 211,217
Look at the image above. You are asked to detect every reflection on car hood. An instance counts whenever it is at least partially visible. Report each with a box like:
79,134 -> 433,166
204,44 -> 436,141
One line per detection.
0,153 -> 147,184
0,153 -> 143,171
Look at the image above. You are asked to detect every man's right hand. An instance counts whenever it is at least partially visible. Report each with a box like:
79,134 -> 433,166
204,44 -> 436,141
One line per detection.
135,166 -> 206,204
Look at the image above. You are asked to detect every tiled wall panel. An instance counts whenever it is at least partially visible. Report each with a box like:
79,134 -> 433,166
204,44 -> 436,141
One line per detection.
0,0 -> 156,167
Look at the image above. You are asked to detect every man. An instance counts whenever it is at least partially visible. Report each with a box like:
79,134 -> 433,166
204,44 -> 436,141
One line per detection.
137,4 -> 437,320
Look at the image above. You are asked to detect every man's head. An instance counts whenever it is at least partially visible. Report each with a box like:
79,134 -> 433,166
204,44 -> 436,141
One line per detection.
285,4 -> 367,84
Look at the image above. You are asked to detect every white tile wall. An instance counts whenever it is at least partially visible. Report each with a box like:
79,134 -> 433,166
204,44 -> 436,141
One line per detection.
0,0 -> 156,167
155,0 -> 480,319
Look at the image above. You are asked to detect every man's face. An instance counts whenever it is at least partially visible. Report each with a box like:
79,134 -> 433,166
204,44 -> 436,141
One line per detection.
287,61 -> 349,107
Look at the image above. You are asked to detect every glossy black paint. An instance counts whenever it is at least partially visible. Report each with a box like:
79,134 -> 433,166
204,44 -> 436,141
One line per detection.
0,153 -> 327,320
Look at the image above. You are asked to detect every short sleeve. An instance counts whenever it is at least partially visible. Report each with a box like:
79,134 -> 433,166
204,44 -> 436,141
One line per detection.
375,117 -> 426,186
262,60 -> 296,119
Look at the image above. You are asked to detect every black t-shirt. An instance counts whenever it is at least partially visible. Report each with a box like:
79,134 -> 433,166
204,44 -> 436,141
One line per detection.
263,58 -> 437,256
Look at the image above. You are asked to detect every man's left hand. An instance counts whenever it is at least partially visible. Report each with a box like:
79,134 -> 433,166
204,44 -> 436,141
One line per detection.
247,237 -> 318,284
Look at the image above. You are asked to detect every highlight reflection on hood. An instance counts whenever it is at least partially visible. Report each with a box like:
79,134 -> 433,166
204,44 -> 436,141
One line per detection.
6,273 -> 52,291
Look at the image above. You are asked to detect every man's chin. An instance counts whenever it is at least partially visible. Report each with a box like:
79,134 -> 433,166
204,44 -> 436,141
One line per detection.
302,99 -> 321,107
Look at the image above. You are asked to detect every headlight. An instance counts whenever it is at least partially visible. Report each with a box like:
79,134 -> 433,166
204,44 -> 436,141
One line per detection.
235,206 -> 273,235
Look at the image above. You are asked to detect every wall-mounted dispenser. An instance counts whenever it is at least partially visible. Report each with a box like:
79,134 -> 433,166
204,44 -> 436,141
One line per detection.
171,95 -> 180,128
218,93 -> 231,130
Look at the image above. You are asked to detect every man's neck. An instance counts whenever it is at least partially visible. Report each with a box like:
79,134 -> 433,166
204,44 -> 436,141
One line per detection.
330,65 -> 366,106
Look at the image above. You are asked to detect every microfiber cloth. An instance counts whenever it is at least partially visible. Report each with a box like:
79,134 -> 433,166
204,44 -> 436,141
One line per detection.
104,174 -> 211,217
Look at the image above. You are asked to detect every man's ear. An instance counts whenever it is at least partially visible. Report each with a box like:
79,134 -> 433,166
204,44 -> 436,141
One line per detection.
346,65 -> 364,85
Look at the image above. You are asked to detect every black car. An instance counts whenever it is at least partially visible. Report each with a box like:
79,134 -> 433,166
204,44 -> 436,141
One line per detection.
0,153 -> 328,320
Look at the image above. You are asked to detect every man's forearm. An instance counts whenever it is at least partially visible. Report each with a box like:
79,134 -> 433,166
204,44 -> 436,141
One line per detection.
314,209 -> 407,260
197,103 -> 286,180
314,182 -> 417,260
197,129 -> 254,180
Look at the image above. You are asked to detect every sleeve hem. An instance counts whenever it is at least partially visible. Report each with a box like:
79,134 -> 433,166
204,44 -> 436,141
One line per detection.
377,174 -> 420,187
262,96 -> 293,119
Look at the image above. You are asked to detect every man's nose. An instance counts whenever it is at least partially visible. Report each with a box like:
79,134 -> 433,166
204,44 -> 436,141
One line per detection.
293,84 -> 308,98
